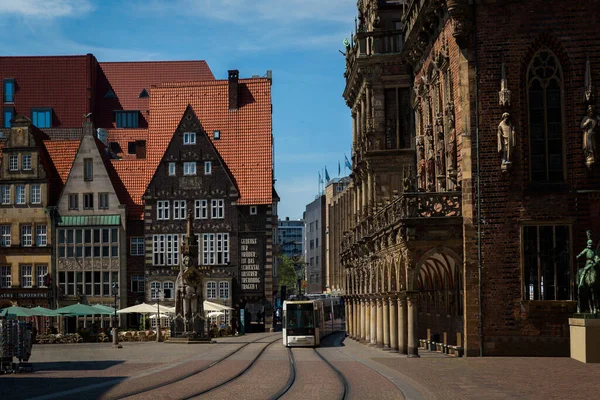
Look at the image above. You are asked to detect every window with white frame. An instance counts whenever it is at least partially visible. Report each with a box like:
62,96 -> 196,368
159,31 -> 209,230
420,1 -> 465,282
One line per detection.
16,185 -> 25,205
202,233 -> 229,265
173,200 -> 187,220
0,266 -> 11,288
21,225 -> 32,246
206,281 -> 217,299
183,132 -> 196,145
157,200 -> 170,220
1,185 -> 10,204
150,281 -> 161,300
219,281 -> 230,299
0,225 -> 10,247
163,281 -> 174,299
131,274 -> 145,293
22,154 -> 32,170
36,225 -> 47,246
211,199 -> 224,219
195,199 -> 208,219
204,161 -> 212,175
183,162 -> 196,175
8,155 -> 18,171
57,228 -> 118,259
37,265 -> 48,287
250,206 -> 257,215
130,237 -> 144,256
152,234 -> 180,266
20,265 -> 32,288
30,184 -> 41,204
168,162 -> 176,176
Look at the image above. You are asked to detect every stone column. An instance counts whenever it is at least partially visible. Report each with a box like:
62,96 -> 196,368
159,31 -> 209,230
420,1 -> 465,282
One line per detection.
361,298 -> 367,342
354,298 -> 360,341
367,171 -> 373,213
365,84 -> 372,123
365,297 -> 371,343
352,111 -> 357,148
348,298 -> 354,338
389,296 -> 398,353
345,299 -> 351,337
407,293 -> 420,358
383,295 -> 390,350
376,298 -> 384,347
398,296 -> 407,354
361,179 -> 367,217
357,297 -> 363,341
370,298 -> 377,346
360,98 -> 366,138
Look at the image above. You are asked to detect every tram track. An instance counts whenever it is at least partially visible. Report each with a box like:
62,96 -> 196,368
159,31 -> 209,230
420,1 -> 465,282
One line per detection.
313,347 -> 350,400
269,347 -> 297,400
108,333 -> 281,400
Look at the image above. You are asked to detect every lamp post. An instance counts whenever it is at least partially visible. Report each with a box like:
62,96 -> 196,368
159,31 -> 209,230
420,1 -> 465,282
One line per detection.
156,290 -> 163,342
112,282 -> 121,348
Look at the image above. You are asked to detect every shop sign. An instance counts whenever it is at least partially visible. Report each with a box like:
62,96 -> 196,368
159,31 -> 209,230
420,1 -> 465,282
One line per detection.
240,236 -> 264,294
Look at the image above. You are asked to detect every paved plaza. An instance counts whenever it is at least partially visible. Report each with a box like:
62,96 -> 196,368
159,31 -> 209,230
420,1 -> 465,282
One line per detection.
1,332 -> 598,399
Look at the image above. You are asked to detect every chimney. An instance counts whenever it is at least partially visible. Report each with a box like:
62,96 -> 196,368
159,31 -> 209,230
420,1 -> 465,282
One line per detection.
228,70 -> 239,110
83,121 -> 94,137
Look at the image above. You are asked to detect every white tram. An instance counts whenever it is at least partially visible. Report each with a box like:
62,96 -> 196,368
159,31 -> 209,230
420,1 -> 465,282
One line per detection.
282,295 -> 344,347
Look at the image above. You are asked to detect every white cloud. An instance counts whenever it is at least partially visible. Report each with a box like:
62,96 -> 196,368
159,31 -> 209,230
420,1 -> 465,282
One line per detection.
0,0 -> 93,19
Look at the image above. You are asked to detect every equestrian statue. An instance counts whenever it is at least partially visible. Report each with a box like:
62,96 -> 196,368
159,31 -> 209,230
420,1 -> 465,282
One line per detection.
576,230 -> 600,314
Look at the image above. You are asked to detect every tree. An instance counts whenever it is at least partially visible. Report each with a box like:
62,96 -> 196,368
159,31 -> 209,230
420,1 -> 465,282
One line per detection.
277,254 -> 299,296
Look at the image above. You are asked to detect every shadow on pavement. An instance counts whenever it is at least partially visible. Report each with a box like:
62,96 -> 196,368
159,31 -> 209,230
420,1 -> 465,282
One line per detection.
33,360 -> 124,371
320,331 -> 347,348
0,376 -> 126,400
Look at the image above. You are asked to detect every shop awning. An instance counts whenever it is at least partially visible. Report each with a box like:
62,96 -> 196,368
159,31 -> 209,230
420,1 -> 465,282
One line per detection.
57,215 -> 121,227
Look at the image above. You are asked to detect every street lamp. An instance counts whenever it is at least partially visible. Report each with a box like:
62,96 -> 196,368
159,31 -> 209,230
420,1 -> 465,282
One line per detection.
156,290 -> 163,342
112,282 -> 122,348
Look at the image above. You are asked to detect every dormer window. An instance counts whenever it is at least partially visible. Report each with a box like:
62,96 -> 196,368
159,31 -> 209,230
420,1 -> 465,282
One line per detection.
183,132 -> 196,145
115,110 -> 139,128
32,108 -> 52,128
3,79 -> 14,103
138,88 -> 149,98
213,130 -> 220,140
3,107 -> 14,128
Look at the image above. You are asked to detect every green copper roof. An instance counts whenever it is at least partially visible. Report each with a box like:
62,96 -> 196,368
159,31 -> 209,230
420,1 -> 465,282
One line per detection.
57,215 -> 121,227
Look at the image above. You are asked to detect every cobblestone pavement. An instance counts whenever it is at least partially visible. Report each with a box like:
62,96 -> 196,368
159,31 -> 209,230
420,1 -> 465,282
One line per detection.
3,330 -> 597,400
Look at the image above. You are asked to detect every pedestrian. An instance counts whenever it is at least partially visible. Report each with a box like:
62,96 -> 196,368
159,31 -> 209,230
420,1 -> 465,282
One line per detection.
230,316 -> 238,335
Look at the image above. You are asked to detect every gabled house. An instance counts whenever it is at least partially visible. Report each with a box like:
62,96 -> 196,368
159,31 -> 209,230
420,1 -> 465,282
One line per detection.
0,115 -> 59,308
54,121 -> 127,326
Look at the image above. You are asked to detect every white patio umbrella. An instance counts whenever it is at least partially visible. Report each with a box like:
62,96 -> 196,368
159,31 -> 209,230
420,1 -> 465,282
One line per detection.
151,304 -> 175,314
207,311 -> 225,318
203,301 -> 234,312
116,302 -> 159,314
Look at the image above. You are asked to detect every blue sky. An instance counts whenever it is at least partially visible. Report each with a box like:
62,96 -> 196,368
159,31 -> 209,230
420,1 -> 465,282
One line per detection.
0,0 -> 356,220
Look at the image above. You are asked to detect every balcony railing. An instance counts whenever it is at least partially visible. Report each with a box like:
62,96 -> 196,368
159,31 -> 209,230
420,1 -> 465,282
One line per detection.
355,29 -> 403,57
342,191 -> 462,252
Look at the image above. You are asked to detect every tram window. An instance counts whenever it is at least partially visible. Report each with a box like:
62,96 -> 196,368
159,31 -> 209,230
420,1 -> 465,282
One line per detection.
286,303 -> 314,328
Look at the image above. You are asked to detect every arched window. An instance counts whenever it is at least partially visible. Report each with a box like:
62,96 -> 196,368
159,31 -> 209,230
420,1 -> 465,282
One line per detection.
219,281 -> 230,299
163,281 -> 174,299
150,281 -> 160,300
206,281 -> 217,299
528,48 -> 564,182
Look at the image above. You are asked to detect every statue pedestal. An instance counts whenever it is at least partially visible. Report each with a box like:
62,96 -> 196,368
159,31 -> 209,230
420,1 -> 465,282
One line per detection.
569,317 -> 600,363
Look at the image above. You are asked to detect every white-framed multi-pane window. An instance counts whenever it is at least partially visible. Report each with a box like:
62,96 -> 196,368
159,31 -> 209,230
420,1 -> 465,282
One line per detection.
0,225 -> 10,247
163,281 -> 174,299
36,225 -> 47,246
183,162 -> 196,175
173,200 -> 187,220
30,184 -> 41,204
219,281 -> 230,299
150,281 -> 174,299
206,281 -> 217,299
22,154 -> 32,171
1,185 -> 10,204
37,265 -> 48,287
195,199 -> 208,219
211,199 -> 224,219
204,161 -> 212,175
157,200 -> 170,220
8,155 -> 18,171
202,233 -> 229,265
150,281 -> 161,299
0,266 -> 11,288
58,270 -> 118,297
168,162 -> 176,176
131,274 -> 145,293
15,185 -> 25,205
130,237 -> 144,256
20,265 -> 33,288
152,234 -> 180,266
21,224 -> 32,246
183,132 -> 196,145
57,228 -> 118,259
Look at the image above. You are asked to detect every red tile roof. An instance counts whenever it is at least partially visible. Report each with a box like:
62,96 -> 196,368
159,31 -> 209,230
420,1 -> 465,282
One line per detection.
106,128 -> 148,158
148,78 -> 273,205
96,61 -> 214,128
43,139 -> 81,184
0,55 -> 96,129
109,159 -> 147,220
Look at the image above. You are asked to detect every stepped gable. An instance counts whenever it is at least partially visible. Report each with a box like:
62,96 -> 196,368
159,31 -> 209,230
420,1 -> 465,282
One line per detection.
147,77 -> 273,205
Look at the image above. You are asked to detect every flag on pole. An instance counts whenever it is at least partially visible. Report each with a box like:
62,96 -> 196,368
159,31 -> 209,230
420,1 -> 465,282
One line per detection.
325,167 -> 330,182
344,154 -> 352,169
338,160 -> 341,176
318,171 -> 323,184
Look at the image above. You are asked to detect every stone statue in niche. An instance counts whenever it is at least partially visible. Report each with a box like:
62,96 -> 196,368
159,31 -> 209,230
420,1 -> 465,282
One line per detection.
417,139 -> 426,191
497,112 -> 515,172
581,105 -> 600,169
446,111 -> 457,180
426,148 -> 435,192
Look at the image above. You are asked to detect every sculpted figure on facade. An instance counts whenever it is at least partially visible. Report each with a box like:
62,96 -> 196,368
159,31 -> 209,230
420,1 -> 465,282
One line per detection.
417,138 -> 426,190
581,105 -> 600,169
497,112 -> 515,171
576,230 -> 600,314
